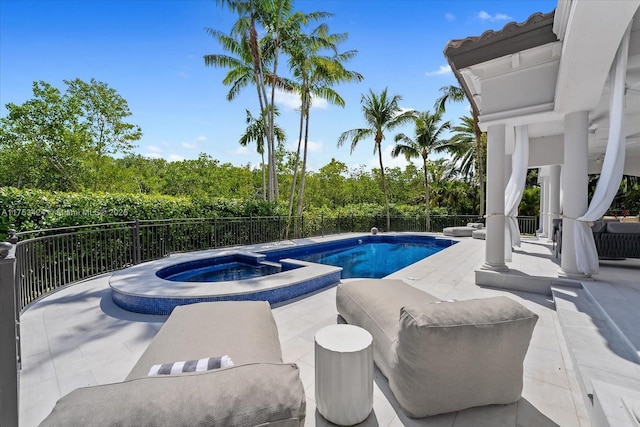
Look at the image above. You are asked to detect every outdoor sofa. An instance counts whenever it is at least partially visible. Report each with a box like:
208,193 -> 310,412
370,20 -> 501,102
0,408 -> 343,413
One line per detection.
39,301 -> 306,427
336,279 -> 538,417
592,220 -> 640,259
553,219 -> 640,259
443,222 -> 484,237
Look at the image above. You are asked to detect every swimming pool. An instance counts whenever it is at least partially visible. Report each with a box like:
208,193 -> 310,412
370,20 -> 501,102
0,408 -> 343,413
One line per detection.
158,235 -> 453,282
261,235 -> 452,279
157,254 -> 300,282
109,233 -> 456,314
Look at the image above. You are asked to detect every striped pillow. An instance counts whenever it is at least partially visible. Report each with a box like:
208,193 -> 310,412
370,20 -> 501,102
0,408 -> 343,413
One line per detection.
148,356 -> 234,376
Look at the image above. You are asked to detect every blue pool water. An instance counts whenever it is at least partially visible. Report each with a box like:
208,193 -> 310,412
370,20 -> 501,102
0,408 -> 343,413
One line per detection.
298,242 -> 441,278
163,261 -> 283,282
155,235 -> 455,283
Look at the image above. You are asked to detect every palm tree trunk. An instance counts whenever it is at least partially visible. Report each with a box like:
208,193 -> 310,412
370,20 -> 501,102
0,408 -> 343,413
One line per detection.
261,150 -> 266,200
296,108 -> 310,216
377,139 -> 391,231
423,157 -> 431,231
270,38 -> 281,201
285,100 -> 305,238
249,15 -> 275,202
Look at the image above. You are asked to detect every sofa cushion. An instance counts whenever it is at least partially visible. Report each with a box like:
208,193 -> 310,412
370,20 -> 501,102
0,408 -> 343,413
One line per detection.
606,222 -> 640,234
127,301 -> 282,381
466,222 -> 484,229
442,226 -> 474,237
389,296 -> 538,417
40,363 -> 306,427
336,280 -> 439,378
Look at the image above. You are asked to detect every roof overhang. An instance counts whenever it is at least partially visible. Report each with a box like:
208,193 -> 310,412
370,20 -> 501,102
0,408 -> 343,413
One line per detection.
443,1 -> 640,176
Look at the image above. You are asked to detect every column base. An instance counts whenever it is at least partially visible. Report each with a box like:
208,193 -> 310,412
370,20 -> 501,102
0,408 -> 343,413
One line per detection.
557,269 -> 592,280
481,262 -> 509,272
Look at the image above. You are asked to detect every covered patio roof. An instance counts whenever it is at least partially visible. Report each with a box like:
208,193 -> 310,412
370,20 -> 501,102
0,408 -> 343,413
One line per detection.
445,1 -> 640,176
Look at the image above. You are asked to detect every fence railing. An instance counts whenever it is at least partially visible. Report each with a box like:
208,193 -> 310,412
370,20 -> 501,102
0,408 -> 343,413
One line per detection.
8,214 -> 538,313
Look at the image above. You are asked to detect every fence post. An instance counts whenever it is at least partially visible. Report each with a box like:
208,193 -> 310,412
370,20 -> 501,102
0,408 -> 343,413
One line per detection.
321,214 -> 324,237
301,214 -> 305,238
6,228 -> 21,370
250,216 -> 254,245
133,220 -> 141,265
0,241 -> 19,427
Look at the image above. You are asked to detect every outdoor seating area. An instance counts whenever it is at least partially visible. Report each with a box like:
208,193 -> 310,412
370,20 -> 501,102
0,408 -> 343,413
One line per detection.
336,279 -> 538,417
19,234 -> 640,427
592,220 -> 640,259
442,222 -> 484,237
39,301 -> 306,426
6,1 -> 640,426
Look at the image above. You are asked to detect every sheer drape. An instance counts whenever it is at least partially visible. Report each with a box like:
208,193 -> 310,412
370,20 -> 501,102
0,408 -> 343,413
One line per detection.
575,25 -> 631,275
505,126 -> 529,262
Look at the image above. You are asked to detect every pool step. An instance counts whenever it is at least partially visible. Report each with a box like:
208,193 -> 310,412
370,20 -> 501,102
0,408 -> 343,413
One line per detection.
552,285 -> 640,427
258,260 -> 283,268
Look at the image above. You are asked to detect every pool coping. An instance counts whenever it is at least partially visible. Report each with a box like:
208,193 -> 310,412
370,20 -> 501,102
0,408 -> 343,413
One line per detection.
109,232 -> 453,314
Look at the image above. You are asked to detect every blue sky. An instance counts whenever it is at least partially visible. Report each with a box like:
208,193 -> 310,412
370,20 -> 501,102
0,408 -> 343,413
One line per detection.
0,0 -> 556,173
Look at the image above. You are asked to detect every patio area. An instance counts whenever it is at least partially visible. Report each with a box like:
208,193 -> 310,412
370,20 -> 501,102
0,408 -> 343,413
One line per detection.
17,233 -> 640,426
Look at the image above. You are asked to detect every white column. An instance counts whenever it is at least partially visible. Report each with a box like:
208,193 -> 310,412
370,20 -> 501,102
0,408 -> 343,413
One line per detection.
560,111 -> 590,278
540,176 -> 549,237
483,124 -> 508,271
547,165 -> 561,242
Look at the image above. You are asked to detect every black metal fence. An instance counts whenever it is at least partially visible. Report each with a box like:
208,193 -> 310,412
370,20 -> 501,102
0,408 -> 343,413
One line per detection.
9,214 -> 538,313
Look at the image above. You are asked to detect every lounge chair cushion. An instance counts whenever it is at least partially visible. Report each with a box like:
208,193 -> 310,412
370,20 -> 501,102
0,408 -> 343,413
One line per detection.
127,301 -> 282,381
389,296 -> 538,417
40,363 -> 306,427
442,226 -> 474,237
336,280 -> 439,377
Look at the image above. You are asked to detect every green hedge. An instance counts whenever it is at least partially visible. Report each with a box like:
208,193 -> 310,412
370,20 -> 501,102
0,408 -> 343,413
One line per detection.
0,187 -> 284,237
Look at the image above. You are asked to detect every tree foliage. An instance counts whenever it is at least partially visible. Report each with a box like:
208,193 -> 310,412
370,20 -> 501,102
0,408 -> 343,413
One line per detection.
0,79 -> 141,192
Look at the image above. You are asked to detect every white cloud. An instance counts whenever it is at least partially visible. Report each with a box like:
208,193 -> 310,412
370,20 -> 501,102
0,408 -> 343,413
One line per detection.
445,13 -> 455,22
274,89 -> 328,111
287,139 -> 324,153
147,145 -> 163,153
229,146 -> 251,155
146,152 -> 162,159
182,136 -> 206,149
177,71 -> 190,80
168,154 -> 186,162
426,65 -> 452,77
478,11 -> 512,22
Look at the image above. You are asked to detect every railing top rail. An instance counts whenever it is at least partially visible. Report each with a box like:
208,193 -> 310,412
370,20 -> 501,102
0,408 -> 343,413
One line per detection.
15,221 -> 137,238
136,216 -> 285,224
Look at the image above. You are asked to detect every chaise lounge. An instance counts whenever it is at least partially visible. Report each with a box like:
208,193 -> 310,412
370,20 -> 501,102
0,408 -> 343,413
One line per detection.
443,222 -> 484,237
39,301 -> 306,426
336,279 -> 538,417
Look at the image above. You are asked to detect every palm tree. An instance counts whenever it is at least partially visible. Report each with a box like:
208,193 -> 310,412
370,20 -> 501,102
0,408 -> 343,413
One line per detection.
208,0 -> 297,201
287,24 -> 362,220
440,115 -> 476,181
338,88 -> 414,231
239,108 -> 286,199
435,85 -> 485,216
392,110 -> 450,230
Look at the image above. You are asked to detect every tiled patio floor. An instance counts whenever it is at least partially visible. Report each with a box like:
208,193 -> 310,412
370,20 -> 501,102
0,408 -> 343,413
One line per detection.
17,234 -> 640,426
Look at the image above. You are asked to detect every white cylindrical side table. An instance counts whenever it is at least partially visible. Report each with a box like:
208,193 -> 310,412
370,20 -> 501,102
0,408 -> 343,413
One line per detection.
315,324 -> 373,426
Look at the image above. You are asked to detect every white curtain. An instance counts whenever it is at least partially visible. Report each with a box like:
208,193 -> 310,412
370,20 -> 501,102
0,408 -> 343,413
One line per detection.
504,125 -> 529,262
575,25 -> 631,275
